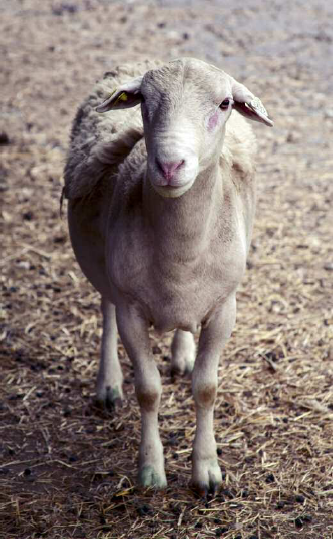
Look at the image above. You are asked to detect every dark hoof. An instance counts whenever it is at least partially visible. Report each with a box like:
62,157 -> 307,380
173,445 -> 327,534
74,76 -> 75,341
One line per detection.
95,386 -> 123,411
191,480 -> 221,499
170,365 -> 192,379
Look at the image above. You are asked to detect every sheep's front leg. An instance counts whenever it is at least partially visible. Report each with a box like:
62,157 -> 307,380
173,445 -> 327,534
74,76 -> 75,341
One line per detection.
116,303 -> 166,488
192,294 -> 236,496
171,329 -> 196,376
96,298 -> 123,408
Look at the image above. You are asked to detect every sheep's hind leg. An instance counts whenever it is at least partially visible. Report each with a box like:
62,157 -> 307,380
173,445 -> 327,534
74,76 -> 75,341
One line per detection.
96,297 -> 123,409
171,329 -> 195,376
191,294 -> 236,496
116,302 -> 166,488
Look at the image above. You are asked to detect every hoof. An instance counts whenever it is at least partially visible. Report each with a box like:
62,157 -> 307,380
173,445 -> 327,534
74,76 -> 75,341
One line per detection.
191,459 -> 222,498
95,385 -> 123,410
191,478 -> 221,499
139,465 -> 167,489
170,360 -> 194,378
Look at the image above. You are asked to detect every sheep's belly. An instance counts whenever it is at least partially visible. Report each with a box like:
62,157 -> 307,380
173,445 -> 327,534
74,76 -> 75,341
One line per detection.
152,306 -> 202,334
141,278 -> 236,334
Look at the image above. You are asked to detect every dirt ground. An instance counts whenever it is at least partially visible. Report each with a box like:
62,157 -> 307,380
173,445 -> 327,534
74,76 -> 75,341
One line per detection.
1,1 -> 332,538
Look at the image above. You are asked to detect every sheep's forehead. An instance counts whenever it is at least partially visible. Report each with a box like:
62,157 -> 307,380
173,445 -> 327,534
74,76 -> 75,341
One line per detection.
142,59 -> 231,104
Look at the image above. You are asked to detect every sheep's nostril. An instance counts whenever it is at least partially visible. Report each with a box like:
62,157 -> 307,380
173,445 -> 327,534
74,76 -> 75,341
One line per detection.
156,159 -> 185,180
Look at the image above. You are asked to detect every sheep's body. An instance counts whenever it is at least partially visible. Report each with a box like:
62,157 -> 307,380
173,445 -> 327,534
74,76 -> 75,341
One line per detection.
64,58 -> 272,493
66,61 -> 256,326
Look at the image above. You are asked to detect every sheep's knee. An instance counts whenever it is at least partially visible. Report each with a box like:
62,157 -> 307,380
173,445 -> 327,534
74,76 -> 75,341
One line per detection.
136,383 -> 161,412
193,382 -> 217,409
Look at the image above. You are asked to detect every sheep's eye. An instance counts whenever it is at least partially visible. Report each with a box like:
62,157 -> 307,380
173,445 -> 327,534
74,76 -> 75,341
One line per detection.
220,98 -> 230,109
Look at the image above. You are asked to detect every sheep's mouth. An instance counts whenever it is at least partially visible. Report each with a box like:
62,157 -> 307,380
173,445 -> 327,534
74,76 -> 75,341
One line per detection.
162,184 -> 181,189
152,180 -> 194,199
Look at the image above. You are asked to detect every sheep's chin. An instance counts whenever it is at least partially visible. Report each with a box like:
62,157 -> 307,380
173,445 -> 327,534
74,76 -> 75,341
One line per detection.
152,181 -> 194,199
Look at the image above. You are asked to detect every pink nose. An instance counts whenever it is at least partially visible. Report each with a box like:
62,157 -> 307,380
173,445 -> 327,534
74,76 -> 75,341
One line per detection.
156,159 -> 184,181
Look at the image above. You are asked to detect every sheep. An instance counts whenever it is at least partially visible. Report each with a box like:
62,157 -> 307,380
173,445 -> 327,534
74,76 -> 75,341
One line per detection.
64,57 -> 273,495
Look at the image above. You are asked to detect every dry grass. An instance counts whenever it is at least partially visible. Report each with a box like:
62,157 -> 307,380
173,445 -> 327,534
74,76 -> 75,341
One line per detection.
1,1 -> 333,538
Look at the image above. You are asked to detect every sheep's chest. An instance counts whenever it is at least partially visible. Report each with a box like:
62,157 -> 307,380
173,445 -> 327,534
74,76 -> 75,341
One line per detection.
108,223 -> 246,333
150,253 -> 245,332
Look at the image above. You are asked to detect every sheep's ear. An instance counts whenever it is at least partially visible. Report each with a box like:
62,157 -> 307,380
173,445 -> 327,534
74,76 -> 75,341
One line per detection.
96,76 -> 143,112
231,78 -> 273,127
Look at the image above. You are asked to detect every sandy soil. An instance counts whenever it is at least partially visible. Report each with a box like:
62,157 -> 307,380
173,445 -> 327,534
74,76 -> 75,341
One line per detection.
1,1 -> 332,538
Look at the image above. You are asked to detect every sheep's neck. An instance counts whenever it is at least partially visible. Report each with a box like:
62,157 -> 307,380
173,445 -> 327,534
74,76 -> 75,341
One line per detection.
144,161 -> 222,259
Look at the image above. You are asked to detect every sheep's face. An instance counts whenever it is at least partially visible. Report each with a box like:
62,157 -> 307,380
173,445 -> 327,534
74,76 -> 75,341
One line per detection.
140,59 -> 235,198
96,58 -> 273,199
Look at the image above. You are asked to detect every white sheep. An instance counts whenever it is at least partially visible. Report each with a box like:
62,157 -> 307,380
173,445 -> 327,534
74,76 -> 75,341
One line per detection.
64,58 -> 273,495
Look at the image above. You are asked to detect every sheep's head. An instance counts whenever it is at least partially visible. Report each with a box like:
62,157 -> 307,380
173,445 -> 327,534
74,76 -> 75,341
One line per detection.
97,58 -> 273,198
